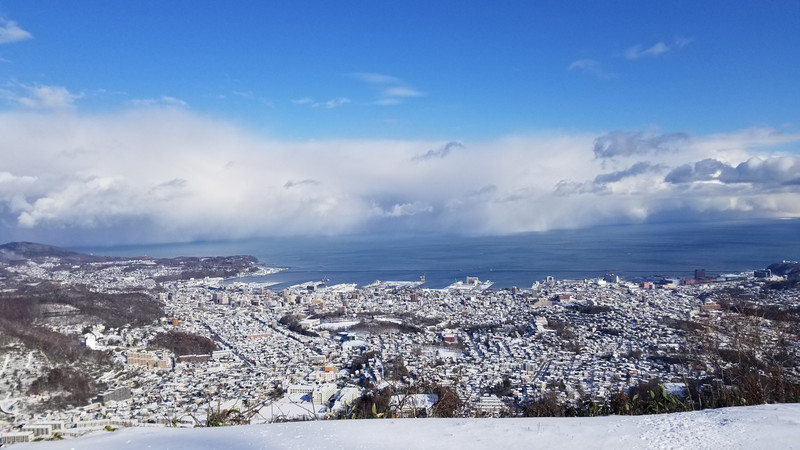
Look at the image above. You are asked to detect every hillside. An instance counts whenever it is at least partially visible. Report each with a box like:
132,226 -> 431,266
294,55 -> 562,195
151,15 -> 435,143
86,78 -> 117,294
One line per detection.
16,404 -> 800,449
768,261 -> 800,276
0,242 -> 108,263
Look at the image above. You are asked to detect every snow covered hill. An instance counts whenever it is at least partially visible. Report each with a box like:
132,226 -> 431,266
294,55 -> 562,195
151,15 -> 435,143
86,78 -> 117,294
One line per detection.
16,404 -> 800,450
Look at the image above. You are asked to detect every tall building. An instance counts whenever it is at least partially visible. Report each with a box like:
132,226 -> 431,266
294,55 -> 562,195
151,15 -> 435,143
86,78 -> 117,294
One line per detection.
695,269 -> 706,280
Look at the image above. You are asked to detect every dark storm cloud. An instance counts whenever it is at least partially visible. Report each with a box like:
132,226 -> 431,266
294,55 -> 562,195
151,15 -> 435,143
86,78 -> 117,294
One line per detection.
555,162 -> 664,196
666,156 -> 800,186
664,159 -> 728,183
719,157 -> 800,185
412,141 -> 463,161
593,131 -> 688,159
283,179 -> 320,189
553,180 -> 608,196
594,162 -> 663,184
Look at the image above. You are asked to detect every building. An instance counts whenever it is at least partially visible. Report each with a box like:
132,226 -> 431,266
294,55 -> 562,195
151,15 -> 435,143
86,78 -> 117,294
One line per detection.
754,269 -> 772,278
299,318 -> 320,330
212,349 -> 233,360
212,292 -> 229,305
331,387 -> 361,412
82,332 -> 98,349
311,383 -> 339,405
700,303 -> 722,312
126,351 -> 172,369
389,393 -> 438,417
177,354 -> 211,364
97,386 -> 132,404
0,432 -> 34,444
476,394 -> 506,415
20,424 -> 52,437
695,269 -> 706,280
287,384 -> 314,397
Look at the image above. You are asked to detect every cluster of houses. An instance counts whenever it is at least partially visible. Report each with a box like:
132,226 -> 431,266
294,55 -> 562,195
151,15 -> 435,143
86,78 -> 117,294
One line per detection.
2,255 -> 797,443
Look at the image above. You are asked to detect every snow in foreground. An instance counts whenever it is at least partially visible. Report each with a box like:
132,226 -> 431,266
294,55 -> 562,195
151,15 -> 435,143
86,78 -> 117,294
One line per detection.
18,404 -> 800,450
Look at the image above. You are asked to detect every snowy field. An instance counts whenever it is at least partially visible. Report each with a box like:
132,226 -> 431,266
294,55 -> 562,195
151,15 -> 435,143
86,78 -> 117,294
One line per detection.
16,404 -> 800,450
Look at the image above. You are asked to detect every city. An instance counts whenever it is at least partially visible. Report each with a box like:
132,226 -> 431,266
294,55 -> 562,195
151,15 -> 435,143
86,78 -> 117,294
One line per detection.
0,243 -> 798,444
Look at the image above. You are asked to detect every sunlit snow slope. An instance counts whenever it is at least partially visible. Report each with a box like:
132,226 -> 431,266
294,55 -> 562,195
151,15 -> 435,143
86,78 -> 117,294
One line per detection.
17,404 -> 800,450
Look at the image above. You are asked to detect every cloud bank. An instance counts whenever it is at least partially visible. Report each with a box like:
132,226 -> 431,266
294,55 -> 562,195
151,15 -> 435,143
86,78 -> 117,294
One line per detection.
0,109 -> 799,245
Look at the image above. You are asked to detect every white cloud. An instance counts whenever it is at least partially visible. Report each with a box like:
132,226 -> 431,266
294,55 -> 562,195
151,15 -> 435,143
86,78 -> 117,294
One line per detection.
0,109 -> 798,244
351,72 -> 425,105
383,87 -> 423,98
568,59 -> 614,79
17,175 -> 134,228
224,91 -> 273,106
569,59 -> 597,70
351,73 -> 402,85
129,96 -> 187,107
316,97 -> 350,109
0,19 -> 32,44
232,90 -> 255,99
291,97 -> 350,108
625,38 -> 691,60
16,84 -> 81,110
376,201 -> 434,217
0,171 -> 37,215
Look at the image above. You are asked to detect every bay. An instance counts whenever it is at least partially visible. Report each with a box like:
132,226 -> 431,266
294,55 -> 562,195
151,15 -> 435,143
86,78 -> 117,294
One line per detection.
74,219 -> 800,289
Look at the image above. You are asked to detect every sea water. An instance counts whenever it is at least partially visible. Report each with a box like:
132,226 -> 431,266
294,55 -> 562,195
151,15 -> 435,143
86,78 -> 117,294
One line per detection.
75,219 -> 800,289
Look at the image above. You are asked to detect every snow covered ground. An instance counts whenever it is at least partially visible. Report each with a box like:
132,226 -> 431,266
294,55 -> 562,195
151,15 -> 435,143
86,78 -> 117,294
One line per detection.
16,404 -> 800,450
317,321 -> 360,331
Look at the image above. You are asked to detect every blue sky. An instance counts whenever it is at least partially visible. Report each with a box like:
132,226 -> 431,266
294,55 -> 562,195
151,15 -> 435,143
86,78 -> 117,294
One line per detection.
4,1 -> 798,138
1,2 -> 800,244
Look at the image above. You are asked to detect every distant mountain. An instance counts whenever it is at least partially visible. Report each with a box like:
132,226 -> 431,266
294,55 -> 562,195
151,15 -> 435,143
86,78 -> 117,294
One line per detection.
0,242 -> 109,263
